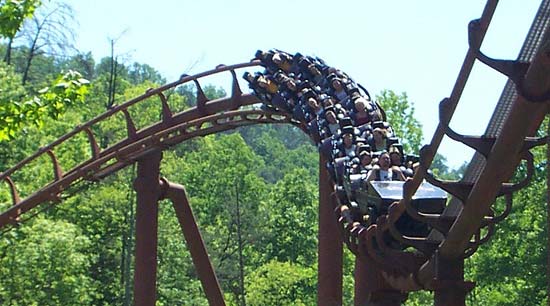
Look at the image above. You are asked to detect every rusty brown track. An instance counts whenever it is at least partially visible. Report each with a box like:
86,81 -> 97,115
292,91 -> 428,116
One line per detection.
0,61 -> 303,228
333,0 -> 550,301
1,1 -> 549,305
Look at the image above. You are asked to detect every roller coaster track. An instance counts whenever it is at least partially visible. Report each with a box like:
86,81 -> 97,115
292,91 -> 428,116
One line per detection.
347,1 -> 549,303
332,2 -> 549,303
1,1 -> 549,305
0,61 -> 305,227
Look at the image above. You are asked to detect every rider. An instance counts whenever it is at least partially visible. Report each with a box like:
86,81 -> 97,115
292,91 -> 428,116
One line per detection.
366,151 -> 406,182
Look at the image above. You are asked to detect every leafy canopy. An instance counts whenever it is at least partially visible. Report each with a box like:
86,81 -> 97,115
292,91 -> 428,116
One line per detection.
376,89 -> 423,153
0,66 -> 89,141
0,0 -> 41,39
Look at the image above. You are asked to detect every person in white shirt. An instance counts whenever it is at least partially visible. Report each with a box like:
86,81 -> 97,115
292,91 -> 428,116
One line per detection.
366,151 -> 406,182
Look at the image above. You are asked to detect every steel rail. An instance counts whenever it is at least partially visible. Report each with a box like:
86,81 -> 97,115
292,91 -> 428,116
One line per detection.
330,0 -> 501,291
417,36 -> 550,285
0,61 -> 268,226
385,0 -> 499,226
0,106 -> 296,228
0,61 -> 261,183
0,1 -> 544,302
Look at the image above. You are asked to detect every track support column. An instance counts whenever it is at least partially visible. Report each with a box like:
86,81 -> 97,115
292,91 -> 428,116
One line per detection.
133,151 -> 163,306
432,251 -> 474,306
354,256 -> 370,305
354,255 -> 407,306
318,155 -> 343,306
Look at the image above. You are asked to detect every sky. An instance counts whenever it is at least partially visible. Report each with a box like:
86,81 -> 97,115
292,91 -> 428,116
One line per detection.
62,0 -> 542,169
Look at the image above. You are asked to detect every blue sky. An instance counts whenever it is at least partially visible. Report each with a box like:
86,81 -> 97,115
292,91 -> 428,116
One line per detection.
64,0 -> 541,168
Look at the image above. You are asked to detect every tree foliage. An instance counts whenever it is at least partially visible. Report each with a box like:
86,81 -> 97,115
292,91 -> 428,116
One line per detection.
259,168 -> 318,265
0,218 -> 97,305
0,67 -> 89,141
245,261 -> 316,306
0,21 -> 545,305
376,89 -> 423,153
0,0 -> 41,39
17,1 -> 76,84
0,1 -> 89,142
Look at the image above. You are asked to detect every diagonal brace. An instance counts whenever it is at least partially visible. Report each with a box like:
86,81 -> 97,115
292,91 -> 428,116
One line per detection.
159,178 -> 226,306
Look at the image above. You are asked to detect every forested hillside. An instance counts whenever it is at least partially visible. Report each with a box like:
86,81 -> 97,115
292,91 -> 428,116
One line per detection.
0,1 -> 547,305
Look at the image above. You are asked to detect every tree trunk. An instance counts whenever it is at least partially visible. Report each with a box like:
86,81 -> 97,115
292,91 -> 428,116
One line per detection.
122,164 -> 136,306
107,39 -> 116,109
4,37 -> 13,64
22,23 -> 43,85
235,184 -> 246,306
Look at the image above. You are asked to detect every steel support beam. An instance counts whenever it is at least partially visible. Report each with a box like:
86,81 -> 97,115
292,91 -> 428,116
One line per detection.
440,40 -> 550,258
160,178 -> 226,306
353,257 -> 405,306
419,39 -> 550,287
318,156 -> 343,306
354,257 -> 370,306
354,256 -> 407,306
547,115 -> 550,306
432,251 -> 474,306
133,151 -> 163,306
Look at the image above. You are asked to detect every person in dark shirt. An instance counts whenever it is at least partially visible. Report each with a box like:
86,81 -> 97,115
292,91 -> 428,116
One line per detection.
351,97 -> 372,126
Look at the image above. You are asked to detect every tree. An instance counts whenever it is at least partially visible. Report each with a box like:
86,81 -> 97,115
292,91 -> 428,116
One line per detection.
259,168 -> 318,266
0,218 -> 98,305
376,89 -> 423,153
95,56 -> 167,109
17,1 -> 76,85
0,0 -> 41,39
237,125 -> 317,183
58,51 -> 96,80
0,67 -> 89,141
175,83 -> 226,107
245,261 -> 316,306
0,0 -> 42,63
431,153 -> 467,179
0,0 -> 88,142
127,62 -> 165,85
160,134 -> 269,303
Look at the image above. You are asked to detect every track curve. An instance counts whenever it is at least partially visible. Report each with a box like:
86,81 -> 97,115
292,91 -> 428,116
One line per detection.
1,1 -> 549,303
0,61 -> 300,228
